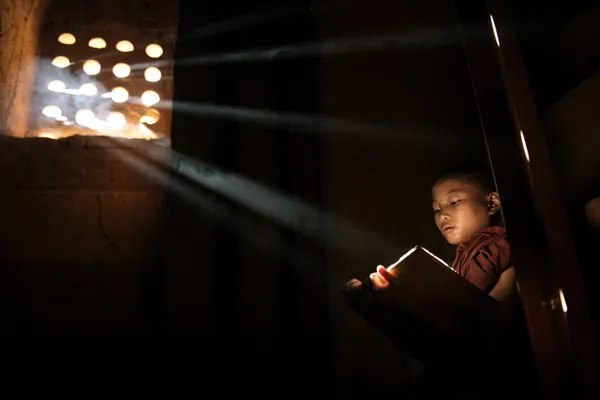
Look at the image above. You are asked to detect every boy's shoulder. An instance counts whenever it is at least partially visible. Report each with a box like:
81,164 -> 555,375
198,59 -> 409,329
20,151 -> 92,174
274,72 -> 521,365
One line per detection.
454,226 -> 512,278
457,226 -> 508,255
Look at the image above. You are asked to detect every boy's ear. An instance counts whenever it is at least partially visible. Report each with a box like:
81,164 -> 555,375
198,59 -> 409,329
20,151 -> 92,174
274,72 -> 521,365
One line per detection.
488,192 -> 501,215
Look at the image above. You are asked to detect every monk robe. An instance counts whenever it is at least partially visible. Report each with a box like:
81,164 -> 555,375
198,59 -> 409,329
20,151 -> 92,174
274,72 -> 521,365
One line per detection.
342,226 -> 537,398
452,226 -> 512,293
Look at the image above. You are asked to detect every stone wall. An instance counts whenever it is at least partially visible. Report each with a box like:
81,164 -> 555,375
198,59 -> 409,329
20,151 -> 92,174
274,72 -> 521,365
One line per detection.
0,135 -> 169,261
0,1 -> 175,396
0,135 -> 170,397
0,0 -> 49,137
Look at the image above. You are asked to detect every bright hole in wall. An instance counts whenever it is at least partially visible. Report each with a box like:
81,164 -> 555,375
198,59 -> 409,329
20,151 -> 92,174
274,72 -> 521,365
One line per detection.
490,15 -> 500,47
141,90 -> 160,106
107,112 -> 127,130
145,44 -> 163,58
116,40 -> 134,52
144,67 -> 161,82
38,131 -> 61,139
113,63 -> 131,78
52,56 -> 70,68
83,60 -> 101,75
47,80 -> 66,92
42,105 -> 62,118
88,38 -> 107,49
79,82 -> 97,96
58,33 -> 76,45
111,86 -> 129,103
75,109 -> 96,127
140,108 -> 160,125
37,37 -> 169,140
520,130 -> 531,162
138,123 -> 154,136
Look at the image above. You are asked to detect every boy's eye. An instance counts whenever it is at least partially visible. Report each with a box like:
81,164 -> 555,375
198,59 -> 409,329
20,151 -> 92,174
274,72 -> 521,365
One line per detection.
433,208 -> 441,214
450,199 -> 462,206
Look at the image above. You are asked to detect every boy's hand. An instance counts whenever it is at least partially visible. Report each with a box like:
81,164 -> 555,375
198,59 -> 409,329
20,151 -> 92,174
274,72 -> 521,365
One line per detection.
343,278 -> 362,290
369,265 -> 396,290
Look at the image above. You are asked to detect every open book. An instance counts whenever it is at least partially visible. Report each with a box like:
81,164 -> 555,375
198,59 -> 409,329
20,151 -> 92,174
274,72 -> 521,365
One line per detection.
342,245 -> 521,367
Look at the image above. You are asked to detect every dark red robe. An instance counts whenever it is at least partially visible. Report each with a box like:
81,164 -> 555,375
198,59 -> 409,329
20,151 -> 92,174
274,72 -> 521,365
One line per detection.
451,226 -> 512,293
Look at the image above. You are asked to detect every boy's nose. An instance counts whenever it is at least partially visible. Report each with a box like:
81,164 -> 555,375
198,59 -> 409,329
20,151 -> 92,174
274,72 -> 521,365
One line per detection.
439,212 -> 450,222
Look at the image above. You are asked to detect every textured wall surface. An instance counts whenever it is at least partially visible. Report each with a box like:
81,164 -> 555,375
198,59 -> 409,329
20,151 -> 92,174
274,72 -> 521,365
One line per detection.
0,1 -> 175,396
0,135 -> 170,397
0,136 -> 169,261
0,0 -> 49,137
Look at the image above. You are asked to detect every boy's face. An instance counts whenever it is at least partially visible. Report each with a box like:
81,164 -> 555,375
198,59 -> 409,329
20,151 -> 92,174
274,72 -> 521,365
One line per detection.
432,178 -> 500,245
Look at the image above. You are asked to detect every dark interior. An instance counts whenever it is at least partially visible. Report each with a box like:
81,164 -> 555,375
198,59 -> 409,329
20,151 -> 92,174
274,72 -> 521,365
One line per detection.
0,0 -> 598,398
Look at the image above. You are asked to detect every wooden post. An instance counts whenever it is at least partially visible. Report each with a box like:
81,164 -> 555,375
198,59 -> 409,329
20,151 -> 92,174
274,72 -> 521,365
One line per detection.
455,1 -> 599,398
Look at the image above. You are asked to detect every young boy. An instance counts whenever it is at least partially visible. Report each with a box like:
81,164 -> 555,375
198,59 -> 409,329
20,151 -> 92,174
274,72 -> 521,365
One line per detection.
370,164 -> 517,302
362,165 -> 529,399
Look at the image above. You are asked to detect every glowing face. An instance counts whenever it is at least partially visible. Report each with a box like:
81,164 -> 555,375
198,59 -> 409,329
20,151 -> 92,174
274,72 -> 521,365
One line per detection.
432,178 -> 497,245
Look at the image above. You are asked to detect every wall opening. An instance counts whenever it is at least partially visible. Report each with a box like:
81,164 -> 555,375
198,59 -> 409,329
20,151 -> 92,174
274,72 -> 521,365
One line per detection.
1,0 -> 178,141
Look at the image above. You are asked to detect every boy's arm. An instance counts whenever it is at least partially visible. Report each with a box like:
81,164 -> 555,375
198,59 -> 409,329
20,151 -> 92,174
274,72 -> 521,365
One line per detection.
342,267 -> 513,367
341,274 -> 465,366
467,238 -> 512,292
488,266 -> 518,302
